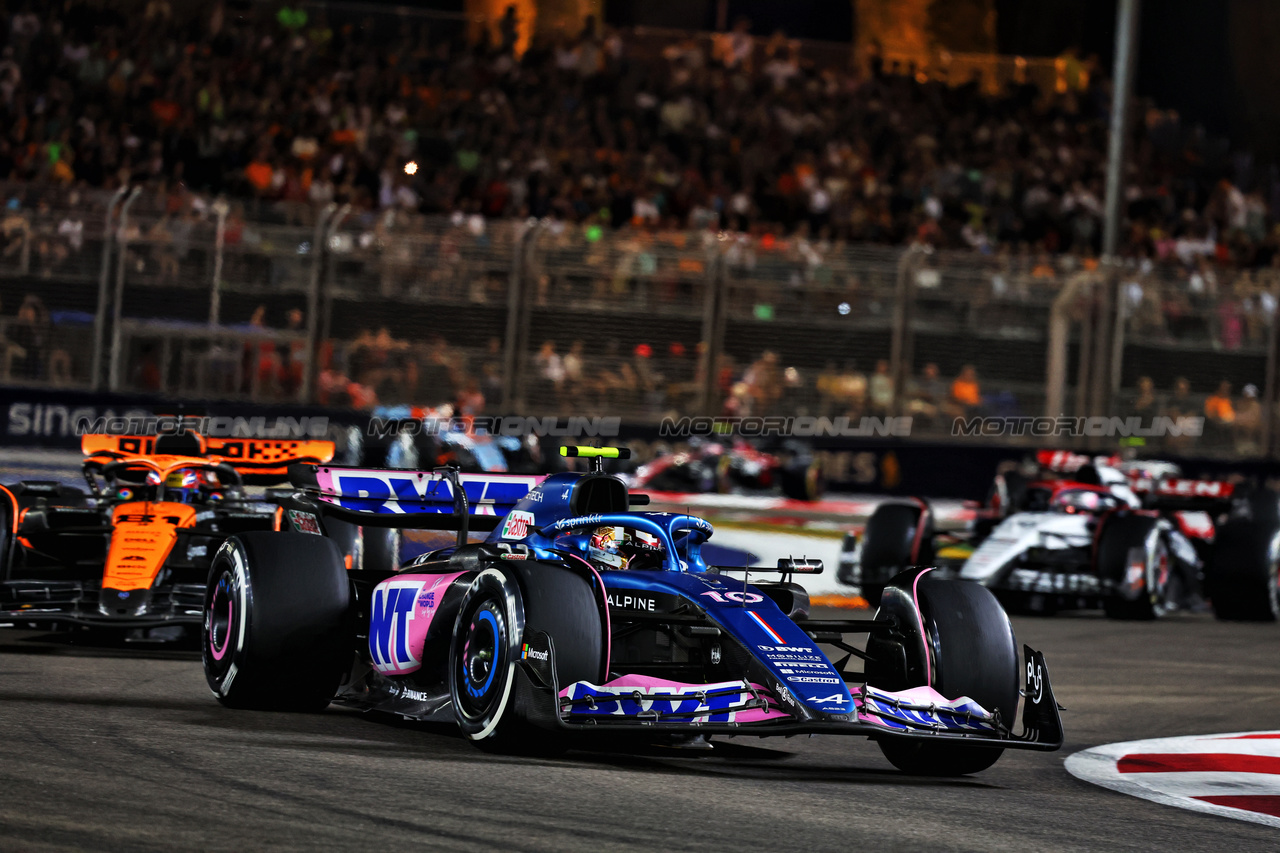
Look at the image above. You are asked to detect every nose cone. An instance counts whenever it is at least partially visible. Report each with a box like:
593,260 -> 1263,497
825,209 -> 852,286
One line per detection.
99,587 -> 151,618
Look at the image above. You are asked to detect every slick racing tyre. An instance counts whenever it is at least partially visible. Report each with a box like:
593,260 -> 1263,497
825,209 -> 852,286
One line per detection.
449,563 -> 604,751
203,532 -> 353,712
1098,515 -> 1176,620
987,469 -> 1027,518
857,502 -> 933,607
0,486 -> 13,575
362,527 -> 401,574
1206,492 -> 1280,621
866,569 -> 1018,776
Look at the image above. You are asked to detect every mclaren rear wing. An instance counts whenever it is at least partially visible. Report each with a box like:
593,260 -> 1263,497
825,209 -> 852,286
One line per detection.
288,464 -> 544,538
82,434 -> 336,484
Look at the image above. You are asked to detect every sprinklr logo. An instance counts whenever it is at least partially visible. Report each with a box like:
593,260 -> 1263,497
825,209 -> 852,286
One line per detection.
521,643 -> 548,662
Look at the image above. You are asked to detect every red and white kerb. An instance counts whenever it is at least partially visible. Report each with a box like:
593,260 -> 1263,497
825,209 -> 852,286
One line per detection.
1066,730 -> 1280,828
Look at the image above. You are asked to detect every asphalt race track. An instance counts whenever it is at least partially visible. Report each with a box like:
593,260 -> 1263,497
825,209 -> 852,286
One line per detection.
1,613 -> 1278,852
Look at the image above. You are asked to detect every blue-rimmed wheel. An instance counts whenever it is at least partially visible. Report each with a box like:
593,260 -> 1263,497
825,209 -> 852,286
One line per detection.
448,562 -> 605,751
459,600 -> 507,716
449,568 -> 523,741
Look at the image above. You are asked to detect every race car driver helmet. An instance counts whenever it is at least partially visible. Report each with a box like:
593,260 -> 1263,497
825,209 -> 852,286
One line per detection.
152,468 -> 222,504
589,526 -> 628,569
587,526 -> 666,571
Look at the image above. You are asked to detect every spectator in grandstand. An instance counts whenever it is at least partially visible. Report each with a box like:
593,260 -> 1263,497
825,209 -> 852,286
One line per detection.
534,340 -> 565,407
868,359 -> 894,416
1126,376 -> 1160,422
825,361 -> 868,419
1235,384 -> 1263,457
410,334 -> 453,406
1,200 -> 28,264
479,336 -> 505,410
457,379 -> 485,418
498,5 -> 520,55
148,216 -> 179,284
948,365 -> 982,418
278,308 -> 307,397
1203,380 -> 1236,449
562,340 -> 585,401
9,293 -> 50,380
906,363 -> 946,429
1161,376 -> 1197,453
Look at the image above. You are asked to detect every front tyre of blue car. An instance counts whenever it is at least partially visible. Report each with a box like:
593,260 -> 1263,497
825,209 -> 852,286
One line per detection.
877,739 -> 1004,776
449,563 -> 606,755
449,568 -> 523,744
867,569 -> 1018,776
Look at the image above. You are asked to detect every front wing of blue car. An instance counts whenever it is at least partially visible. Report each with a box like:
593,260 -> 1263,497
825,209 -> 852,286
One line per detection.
520,635 -> 1063,751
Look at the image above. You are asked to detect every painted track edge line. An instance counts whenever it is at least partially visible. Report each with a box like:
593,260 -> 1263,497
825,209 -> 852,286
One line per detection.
1065,733 -> 1280,830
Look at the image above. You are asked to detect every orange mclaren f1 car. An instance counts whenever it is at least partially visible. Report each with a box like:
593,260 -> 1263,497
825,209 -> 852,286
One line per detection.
0,433 -> 349,637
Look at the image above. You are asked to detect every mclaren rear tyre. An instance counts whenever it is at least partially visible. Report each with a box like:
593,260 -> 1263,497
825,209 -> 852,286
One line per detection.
1207,519 -> 1280,622
0,487 -> 12,575
867,569 -> 1019,776
857,502 -> 933,607
1097,515 -> 1175,620
362,527 -> 401,574
449,563 -> 604,753
203,532 -> 353,711
325,518 -> 360,569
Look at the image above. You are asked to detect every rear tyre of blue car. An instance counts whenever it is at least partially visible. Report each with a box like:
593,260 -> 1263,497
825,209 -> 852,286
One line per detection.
203,532 -> 353,712
449,563 -> 604,753
857,502 -> 932,607
867,569 -> 1018,776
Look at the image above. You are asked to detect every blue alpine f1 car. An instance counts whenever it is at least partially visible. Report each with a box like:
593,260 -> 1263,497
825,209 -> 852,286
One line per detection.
202,446 -> 1063,775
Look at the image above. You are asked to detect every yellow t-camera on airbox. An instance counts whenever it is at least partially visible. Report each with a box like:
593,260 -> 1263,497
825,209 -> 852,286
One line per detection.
560,445 -> 631,472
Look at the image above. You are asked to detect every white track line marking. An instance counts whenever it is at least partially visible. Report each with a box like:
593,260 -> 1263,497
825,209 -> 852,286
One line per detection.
1065,731 -> 1280,829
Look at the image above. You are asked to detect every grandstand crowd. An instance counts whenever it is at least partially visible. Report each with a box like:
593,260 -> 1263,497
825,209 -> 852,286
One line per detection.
0,0 -> 1275,268
0,1 -> 1275,456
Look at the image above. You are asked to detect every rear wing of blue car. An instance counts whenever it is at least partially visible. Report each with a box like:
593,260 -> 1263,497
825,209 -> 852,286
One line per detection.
288,464 -> 543,536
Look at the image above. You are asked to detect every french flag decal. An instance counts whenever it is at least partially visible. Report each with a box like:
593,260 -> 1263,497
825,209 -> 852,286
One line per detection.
747,611 -> 786,644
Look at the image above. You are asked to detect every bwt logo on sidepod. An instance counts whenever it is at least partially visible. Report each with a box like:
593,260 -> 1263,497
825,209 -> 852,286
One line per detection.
369,580 -> 425,674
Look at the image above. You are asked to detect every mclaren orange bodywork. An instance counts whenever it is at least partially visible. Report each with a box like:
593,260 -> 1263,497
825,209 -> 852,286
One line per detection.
102,502 -> 198,592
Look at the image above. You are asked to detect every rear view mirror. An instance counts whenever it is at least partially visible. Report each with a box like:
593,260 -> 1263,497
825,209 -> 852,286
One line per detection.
778,557 -> 823,574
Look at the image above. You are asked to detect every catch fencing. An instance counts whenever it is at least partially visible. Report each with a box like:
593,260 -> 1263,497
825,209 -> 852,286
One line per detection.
0,182 -> 1271,458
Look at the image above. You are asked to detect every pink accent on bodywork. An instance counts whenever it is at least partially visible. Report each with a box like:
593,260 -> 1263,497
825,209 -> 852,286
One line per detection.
909,497 -> 930,563
209,589 -> 231,661
370,571 -> 467,675
912,567 -> 934,683
856,685 -> 970,709
559,674 -> 790,723
855,685 -> 995,731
